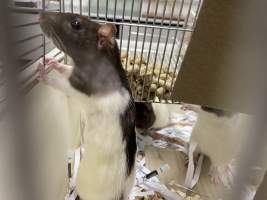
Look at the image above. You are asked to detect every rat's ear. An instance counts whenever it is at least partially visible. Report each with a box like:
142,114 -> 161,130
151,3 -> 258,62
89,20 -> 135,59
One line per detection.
97,23 -> 117,49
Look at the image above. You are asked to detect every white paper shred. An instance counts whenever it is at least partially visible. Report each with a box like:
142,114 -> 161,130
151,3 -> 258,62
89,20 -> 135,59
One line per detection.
129,158 -> 183,200
138,111 -> 197,152
65,111 -> 201,200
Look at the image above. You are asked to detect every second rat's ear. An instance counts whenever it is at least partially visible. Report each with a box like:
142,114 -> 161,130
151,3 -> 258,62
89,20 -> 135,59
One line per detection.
97,23 -> 117,50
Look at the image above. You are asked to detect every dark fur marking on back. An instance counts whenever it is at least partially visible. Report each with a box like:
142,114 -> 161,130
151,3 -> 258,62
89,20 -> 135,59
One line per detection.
135,102 -> 155,130
119,193 -> 124,200
201,106 -> 234,117
120,97 -> 137,176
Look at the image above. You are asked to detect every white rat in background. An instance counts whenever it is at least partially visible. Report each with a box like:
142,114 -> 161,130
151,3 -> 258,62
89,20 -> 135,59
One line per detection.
135,101 -> 171,134
181,104 -> 252,187
38,12 -> 136,200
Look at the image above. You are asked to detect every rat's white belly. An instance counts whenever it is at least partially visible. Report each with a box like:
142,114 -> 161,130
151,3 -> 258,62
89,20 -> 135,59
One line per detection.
77,123 -> 127,200
76,91 -> 133,200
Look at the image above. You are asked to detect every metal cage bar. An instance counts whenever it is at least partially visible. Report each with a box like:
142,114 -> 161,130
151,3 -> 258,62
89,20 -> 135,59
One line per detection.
119,0 -> 127,51
140,0 -> 160,100
5,2 -> 267,200
146,0 -> 170,101
130,0 -> 144,93
10,0 -> 202,103
124,0 -> 135,72
134,0 -> 152,98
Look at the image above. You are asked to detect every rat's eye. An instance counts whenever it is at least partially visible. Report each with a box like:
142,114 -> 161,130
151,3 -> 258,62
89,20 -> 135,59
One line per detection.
71,19 -> 81,30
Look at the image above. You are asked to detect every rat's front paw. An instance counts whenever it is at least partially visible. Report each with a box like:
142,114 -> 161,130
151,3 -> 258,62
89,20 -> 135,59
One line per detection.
209,164 -> 234,187
45,57 -> 60,69
209,165 -> 221,185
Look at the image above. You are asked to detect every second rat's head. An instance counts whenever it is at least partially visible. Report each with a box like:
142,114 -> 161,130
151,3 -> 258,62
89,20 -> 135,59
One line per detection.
39,12 -> 117,60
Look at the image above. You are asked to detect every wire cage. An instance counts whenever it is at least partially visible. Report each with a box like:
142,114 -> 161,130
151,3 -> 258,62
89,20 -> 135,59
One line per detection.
8,0 -> 202,104
2,1 -> 267,200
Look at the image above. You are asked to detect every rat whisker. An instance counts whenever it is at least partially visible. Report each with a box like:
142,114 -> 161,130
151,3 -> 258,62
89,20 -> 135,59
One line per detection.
48,25 -> 67,53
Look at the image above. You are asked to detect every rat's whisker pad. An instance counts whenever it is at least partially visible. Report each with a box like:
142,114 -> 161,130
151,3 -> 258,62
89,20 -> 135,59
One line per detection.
50,28 -> 67,53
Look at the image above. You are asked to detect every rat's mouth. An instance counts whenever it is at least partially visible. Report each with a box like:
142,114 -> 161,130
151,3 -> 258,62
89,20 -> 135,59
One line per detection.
40,23 -> 67,53
39,13 -> 67,53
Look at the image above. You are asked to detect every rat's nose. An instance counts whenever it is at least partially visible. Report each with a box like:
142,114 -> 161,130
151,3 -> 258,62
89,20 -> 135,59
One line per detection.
39,12 -> 57,24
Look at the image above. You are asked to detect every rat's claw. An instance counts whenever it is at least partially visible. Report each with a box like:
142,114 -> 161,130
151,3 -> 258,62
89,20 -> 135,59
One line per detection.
45,57 -> 60,69
209,166 -> 221,185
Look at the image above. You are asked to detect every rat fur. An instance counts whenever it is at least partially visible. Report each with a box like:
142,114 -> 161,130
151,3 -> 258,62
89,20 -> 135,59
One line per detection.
135,101 -> 171,135
39,12 -> 136,200
183,104 -> 248,186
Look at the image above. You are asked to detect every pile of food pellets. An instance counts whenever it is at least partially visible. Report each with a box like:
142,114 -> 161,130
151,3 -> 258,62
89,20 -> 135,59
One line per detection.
120,52 -> 178,101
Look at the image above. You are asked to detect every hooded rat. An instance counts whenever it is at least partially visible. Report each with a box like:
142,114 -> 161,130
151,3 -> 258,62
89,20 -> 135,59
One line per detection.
182,104 -> 252,187
38,12 -> 136,200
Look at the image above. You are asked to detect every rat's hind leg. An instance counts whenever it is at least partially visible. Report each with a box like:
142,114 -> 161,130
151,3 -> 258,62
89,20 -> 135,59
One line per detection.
209,163 -> 234,187
209,165 -> 221,185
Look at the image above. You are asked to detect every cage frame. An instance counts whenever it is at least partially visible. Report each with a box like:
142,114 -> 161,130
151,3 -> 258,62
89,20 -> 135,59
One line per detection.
7,0 -> 203,105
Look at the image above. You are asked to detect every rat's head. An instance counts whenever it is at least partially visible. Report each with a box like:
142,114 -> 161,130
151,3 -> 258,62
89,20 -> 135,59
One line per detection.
39,12 -> 117,60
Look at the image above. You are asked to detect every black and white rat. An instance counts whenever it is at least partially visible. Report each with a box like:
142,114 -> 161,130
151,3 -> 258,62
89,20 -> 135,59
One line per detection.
38,12 -> 136,200
181,104 -> 251,187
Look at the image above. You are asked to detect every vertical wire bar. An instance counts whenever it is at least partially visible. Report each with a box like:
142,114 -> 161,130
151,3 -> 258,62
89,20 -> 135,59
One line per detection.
130,0 -> 143,98
169,0 -> 194,93
113,0 -> 118,21
97,0 -> 100,19
80,0 -> 82,15
63,0 -> 67,63
62,0 -> 65,12
119,0 -> 127,51
155,0 -> 178,101
59,0 -> 62,12
135,0 -> 152,98
59,0 -> 65,64
105,0 -> 109,21
64,54 -> 68,64
140,0 -> 160,100
88,0 -> 91,17
60,0 -> 67,64
71,0 -> 74,13
192,0 -> 202,28
146,0 -> 168,101
124,0 -> 135,72
163,0 -> 185,98
42,0 -> 46,66
184,0 -> 194,28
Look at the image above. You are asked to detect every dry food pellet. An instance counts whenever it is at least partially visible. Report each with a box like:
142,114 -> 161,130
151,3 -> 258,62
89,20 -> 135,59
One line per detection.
165,81 -> 172,90
121,52 -> 127,59
150,84 -> 157,92
156,87 -> 165,96
158,79 -> 165,87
